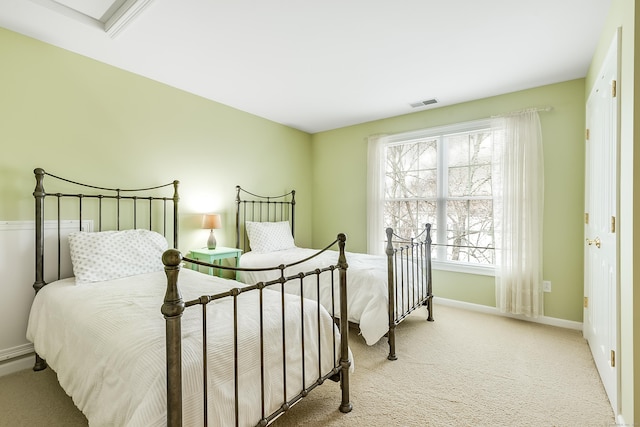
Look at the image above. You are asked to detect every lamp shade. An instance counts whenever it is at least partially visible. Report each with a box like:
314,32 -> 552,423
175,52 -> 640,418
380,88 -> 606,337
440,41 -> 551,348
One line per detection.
202,213 -> 222,230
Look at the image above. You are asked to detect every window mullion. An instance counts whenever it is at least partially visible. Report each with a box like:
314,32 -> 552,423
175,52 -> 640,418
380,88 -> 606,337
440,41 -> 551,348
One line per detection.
436,135 -> 447,262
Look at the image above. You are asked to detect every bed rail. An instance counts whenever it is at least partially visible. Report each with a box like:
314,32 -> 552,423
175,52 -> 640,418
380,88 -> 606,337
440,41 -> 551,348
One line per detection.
385,223 -> 434,360
162,234 -> 351,426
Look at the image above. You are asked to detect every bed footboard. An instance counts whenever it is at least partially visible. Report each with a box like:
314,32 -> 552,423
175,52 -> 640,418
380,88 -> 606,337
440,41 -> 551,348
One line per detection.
163,234 -> 352,426
385,224 -> 433,361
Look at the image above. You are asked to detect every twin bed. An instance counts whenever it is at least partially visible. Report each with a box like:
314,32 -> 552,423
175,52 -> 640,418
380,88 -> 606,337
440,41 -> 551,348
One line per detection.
26,170 -> 435,426
234,186 -> 434,361
27,169 -> 351,426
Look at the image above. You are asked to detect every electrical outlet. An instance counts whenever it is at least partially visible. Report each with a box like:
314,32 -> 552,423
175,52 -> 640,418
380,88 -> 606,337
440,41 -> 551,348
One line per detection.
543,280 -> 552,293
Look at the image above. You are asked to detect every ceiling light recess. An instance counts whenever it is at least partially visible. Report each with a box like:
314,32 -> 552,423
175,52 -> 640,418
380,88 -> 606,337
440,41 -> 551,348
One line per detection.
105,0 -> 155,37
28,0 -> 154,38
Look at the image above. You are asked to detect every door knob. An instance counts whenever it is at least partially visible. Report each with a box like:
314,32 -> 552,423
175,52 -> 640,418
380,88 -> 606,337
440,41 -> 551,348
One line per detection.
586,237 -> 601,248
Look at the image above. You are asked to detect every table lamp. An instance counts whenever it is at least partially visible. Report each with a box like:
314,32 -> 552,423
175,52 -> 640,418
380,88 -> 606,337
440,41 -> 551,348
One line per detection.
202,213 -> 222,249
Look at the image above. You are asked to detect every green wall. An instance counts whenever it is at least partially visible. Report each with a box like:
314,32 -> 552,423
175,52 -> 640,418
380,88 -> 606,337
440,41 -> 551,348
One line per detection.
0,27 -> 314,253
311,80 -> 586,323
1,26 -> 589,323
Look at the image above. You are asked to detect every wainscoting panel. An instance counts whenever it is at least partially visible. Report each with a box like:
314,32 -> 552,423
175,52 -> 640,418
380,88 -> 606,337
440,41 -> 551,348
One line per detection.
0,220 -> 91,373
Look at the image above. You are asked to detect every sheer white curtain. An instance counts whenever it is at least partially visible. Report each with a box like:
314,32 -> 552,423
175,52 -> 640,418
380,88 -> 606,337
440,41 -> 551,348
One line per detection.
367,134 -> 387,255
492,110 -> 545,317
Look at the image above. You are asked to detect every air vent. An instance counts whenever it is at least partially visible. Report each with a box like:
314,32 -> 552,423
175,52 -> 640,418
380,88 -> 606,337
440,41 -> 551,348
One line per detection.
410,98 -> 438,108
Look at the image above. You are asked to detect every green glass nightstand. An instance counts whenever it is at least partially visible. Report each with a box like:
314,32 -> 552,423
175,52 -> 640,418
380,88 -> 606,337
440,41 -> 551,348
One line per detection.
188,247 -> 243,280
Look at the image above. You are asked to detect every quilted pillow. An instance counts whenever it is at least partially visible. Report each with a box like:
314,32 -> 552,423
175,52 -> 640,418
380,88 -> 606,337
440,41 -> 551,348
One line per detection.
68,229 -> 169,284
245,221 -> 295,253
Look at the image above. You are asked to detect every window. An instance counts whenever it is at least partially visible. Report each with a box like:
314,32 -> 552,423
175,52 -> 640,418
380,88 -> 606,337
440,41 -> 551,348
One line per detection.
372,120 -> 496,274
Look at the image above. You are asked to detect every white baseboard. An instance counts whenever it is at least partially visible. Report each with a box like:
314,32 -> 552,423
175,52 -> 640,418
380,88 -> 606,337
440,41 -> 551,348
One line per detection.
0,343 -> 36,377
434,297 -> 583,331
0,353 -> 34,377
0,343 -> 34,362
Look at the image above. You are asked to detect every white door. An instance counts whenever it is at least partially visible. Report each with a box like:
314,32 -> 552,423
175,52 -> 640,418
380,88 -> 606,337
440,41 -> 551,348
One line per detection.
584,31 -> 619,415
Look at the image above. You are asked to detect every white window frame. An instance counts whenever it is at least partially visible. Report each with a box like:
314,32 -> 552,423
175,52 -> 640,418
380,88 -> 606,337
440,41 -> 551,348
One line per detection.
370,119 -> 496,276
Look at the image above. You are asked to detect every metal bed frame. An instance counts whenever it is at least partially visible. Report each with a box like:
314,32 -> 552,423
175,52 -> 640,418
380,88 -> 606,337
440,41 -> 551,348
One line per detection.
235,185 -> 434,361
31,169 -> 352,426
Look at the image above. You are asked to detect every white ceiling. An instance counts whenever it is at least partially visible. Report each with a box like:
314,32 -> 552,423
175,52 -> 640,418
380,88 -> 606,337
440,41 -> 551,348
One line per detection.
0,0 -> 611,133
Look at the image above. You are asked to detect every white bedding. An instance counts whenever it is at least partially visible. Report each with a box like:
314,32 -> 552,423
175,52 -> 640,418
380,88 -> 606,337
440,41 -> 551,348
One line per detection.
239,248 -> 395,346
27,269 -> 348,427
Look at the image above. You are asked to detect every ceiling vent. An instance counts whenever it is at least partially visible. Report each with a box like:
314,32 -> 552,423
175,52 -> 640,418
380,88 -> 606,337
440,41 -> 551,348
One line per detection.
410,98 -> 438,108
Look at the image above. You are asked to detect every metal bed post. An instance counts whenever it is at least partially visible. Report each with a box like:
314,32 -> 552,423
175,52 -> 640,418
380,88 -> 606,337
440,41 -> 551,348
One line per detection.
290,190 -> 296,239
162,249 -> 186,427
385,227 -> 397,361
424,223 -> 434,322
33,168 -> 46,294
32,168 -> 48,372
172,180 -> 180,248
337,233 -> 352,413
235,185 -> 241,249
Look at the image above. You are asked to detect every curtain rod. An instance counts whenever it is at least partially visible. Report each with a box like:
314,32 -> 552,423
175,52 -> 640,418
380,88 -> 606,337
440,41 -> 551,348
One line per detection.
491,106 -> 552,118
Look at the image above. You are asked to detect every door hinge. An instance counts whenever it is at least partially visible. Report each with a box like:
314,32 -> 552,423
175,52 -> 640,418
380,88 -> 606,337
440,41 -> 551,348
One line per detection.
611,216 -> 616,233
586,128 -> 590,140
584,296 -> 589,308
585,213 -> 589,224
612,80 -> 617,97
611,350 -> 616,367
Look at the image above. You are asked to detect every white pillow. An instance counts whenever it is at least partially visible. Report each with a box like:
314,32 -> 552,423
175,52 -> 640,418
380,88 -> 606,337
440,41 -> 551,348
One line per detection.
245,221 -> 295,253
68,229 -> 169,284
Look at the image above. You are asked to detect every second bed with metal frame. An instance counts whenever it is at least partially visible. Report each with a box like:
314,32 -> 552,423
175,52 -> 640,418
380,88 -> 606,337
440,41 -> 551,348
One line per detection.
235,185 -> 434,361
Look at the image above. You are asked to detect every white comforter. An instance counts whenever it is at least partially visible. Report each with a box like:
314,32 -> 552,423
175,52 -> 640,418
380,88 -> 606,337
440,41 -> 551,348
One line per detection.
239,248 -> 392,346
27,269 -> 348,427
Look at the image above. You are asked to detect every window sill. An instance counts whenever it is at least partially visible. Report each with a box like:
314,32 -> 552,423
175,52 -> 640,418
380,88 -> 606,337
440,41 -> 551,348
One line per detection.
432,260 -> 495,277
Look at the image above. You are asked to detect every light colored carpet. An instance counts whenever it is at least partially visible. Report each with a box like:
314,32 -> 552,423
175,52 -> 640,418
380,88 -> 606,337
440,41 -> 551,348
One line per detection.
0,304 -> 615,427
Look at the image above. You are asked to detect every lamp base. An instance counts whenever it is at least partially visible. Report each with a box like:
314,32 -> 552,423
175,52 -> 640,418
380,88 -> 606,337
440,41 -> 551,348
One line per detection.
207,230 -> 217,250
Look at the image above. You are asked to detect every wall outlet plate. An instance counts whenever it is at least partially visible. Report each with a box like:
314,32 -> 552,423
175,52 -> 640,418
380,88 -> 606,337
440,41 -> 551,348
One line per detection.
543,280 -> 552,292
